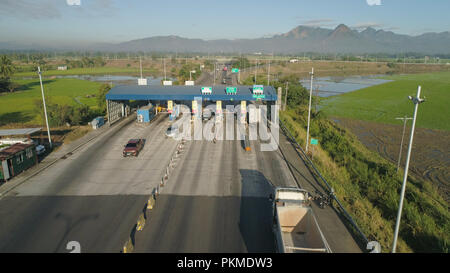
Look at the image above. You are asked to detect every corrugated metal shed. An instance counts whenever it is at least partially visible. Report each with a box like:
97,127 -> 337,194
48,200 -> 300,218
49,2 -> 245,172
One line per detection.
0,128 -> 41,137
0,143 -> 34,160
105,85 -> 278,101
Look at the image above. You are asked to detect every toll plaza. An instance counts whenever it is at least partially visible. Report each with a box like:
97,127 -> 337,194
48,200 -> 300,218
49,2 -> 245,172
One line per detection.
105,85 -> 278,125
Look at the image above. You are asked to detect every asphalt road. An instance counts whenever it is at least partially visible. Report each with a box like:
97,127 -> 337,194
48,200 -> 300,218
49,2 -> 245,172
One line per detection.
133,117 -> 298,253
0,93 -> 361,252
0,114 -> 178,252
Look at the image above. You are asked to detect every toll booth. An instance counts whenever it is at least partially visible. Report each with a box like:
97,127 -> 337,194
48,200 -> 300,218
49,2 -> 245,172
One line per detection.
137,104 -> 154,123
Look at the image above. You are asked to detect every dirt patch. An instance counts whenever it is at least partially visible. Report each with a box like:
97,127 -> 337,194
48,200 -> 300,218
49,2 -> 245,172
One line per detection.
333,117 -> 450,203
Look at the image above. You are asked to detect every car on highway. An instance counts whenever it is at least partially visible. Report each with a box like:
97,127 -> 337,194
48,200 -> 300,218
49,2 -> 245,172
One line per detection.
123,139 -> 145,157
203,109 -> 213,121
165,125 -> 179,138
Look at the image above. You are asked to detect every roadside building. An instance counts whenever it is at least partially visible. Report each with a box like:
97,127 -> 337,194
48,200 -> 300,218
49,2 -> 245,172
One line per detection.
0,143 -> 38,182
57,66 -> 68,71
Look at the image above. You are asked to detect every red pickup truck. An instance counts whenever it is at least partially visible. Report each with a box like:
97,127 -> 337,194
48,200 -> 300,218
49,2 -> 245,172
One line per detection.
123,139 -> 145,157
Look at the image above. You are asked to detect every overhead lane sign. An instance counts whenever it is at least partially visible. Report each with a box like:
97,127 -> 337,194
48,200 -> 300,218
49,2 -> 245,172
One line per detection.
232,68 -> 239,73
201,87 -> 212,95
253,85 -> 264,95
226,86 -> 237,95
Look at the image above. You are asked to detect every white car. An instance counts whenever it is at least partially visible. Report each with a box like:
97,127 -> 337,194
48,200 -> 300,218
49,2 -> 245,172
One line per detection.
165,125 -> 179,138
36,145 -> 46,155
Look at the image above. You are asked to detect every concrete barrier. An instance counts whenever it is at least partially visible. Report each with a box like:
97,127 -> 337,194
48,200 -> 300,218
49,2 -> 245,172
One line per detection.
147,195 -> 156,210
122,237 -> 134,253
121,138 -> 190,253
136,213 -> 146,231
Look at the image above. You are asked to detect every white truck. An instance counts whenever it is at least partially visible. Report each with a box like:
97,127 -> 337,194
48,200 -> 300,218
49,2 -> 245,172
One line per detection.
271,187 -> 332,253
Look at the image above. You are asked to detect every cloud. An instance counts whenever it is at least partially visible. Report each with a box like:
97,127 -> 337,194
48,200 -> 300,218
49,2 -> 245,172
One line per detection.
0,0 -> 62,19
0,0 -> 115,20
352,22 -> 384,30
366,0 -> 382,6
301,19 -> 336,27
67,0 -> 81,6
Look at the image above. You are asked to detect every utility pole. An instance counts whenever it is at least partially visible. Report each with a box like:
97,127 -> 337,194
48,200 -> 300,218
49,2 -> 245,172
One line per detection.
391,86 -> 425,253
163,58 -> 166,80
267,53 -> 273,86
37,66 -> 52,149
395,116 -> 413,172
238,68 -> 240,84
255,59 -> 258,83
305,68 -> 314,153
139,57 -> 143,79
283,82 -> 288,111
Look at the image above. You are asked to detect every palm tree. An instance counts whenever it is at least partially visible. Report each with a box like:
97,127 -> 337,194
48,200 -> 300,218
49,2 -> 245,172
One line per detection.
0,55 -> 15,79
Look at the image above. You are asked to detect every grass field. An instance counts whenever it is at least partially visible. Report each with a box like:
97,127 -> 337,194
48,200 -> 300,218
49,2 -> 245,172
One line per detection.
12,66 -> 160,78
0,78 -> 101,126
320,71 -> 450,131
281,110 -> 449,253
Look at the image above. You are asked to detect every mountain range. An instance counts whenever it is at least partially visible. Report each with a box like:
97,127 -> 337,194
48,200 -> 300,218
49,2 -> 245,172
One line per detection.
2,24 -> 450,54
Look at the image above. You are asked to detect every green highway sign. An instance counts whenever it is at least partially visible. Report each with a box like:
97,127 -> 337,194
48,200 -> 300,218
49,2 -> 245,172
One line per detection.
311,138 -> 319,145
253,85 -> 264,94
226,87 -> 237,94
201,87 -> 212,94
253,94 -> 265,99
232,68 -> 239,73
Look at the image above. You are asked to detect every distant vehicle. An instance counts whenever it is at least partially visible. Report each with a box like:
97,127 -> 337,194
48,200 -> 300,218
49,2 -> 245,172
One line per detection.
165,125 -> 179,138
36,145 -> 46,156
271,187 -> 331,253
123,139 -> 145,157
222,78 -> 227,84
202,109 -> 212,121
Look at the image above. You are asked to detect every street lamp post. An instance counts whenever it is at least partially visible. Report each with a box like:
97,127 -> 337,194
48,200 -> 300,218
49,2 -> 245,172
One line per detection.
37,66 -> 52,149
391,86 -> 425,253
305,68 -> 314,153
395,116 -> 413,172
255,59 -> 258,83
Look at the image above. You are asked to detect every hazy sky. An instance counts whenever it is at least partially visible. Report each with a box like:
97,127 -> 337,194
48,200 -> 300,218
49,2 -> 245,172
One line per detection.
0,0 -> 449,45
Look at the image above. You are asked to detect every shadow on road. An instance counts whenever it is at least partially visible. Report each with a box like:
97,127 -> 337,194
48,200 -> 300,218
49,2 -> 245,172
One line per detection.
238,169 -> 275,253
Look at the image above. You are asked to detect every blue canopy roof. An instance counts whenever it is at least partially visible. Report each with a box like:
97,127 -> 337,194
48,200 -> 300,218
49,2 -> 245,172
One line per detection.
106,85 -> 278,101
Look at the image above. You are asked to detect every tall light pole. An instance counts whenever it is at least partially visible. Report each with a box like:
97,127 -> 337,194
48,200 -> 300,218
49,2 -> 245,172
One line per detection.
255,59 -> 258,83
189,70 -> 196,81
395,116 -> 413,172
391,86 -> 425,253
267,53 -> 273,86
139,57 -> 143,79
37,66 -> 52,149
163,58 -> 166,81
284,82 -> 288,111
305,68 -> 314,153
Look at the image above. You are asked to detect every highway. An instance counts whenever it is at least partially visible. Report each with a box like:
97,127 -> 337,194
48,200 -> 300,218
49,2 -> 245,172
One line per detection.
0,114 -> 178,252
0,67 -> 361,253
133,119 -> 297,252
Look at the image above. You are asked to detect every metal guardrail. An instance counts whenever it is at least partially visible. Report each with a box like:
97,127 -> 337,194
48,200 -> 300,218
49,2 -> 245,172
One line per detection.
279,119 -> 370,246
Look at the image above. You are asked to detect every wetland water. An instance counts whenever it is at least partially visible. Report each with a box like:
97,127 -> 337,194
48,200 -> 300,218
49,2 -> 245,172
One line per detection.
22,75 -> 172,85
300,75 -> 392,97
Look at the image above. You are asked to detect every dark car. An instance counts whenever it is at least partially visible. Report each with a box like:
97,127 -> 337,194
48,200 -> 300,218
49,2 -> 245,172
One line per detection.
123,139 -> 145,157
